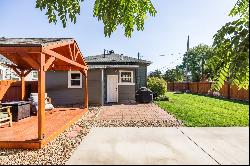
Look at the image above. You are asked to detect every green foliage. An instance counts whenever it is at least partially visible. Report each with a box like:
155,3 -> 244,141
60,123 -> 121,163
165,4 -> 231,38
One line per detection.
147,77 -> 167,97
163,65 -> 184,82
148,69 -> 162,78
36,0 -> 157,37
36,0 -> 82,27
156,92 -> 249,127
209,0 -> 249,90
155,94 -> 169,101
183,44 -> 214,82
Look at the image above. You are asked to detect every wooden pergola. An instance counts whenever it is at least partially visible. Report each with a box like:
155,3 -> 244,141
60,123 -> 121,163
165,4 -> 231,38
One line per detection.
0,38 -> 88,140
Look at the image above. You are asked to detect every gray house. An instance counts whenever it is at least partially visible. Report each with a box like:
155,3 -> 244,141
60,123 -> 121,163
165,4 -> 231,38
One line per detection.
46,51 -> 151,106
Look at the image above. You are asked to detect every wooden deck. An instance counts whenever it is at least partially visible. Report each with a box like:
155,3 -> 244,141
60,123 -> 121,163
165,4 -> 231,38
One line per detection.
0,108 -> 88,149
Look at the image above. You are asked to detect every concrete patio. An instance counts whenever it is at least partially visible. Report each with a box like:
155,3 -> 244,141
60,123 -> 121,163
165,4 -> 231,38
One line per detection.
66,127 -> 249,165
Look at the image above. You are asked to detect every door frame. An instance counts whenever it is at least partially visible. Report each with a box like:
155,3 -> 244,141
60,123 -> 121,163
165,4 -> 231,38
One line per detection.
107,75 -> 118,103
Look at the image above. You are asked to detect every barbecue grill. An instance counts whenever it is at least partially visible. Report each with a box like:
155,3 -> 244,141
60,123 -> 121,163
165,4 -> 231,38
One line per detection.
135,87 -> 153,103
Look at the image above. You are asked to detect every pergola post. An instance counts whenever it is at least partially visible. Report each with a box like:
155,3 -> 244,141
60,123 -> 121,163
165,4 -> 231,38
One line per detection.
84,71 -> 88,109
20,71 -> 25,100
38,53 -> 46,140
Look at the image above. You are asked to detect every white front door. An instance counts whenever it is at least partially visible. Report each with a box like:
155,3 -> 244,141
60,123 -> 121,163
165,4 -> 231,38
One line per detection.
107,75 -> 118,103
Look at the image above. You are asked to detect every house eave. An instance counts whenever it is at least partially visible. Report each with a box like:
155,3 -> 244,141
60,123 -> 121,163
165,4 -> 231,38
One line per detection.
88,65 -> 140,69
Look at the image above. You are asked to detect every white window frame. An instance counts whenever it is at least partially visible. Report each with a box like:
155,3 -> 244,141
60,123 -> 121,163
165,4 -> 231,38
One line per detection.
119,70 -> 135,85
68,71 -> 82,88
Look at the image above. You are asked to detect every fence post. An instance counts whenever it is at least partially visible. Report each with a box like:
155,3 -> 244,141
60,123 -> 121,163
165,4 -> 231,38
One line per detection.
227,82 -> 231,99
197,82 -> 199,94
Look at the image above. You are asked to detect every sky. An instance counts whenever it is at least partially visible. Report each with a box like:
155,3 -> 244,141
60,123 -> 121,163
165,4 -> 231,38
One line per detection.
0,0 -> 237,73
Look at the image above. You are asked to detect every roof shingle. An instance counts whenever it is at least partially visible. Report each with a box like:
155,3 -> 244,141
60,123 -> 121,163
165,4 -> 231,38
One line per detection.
0,38 -> 74,47
85,53 -> 151,64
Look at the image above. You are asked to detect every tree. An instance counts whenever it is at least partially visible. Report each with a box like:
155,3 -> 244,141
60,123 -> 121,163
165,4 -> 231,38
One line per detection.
148,69 -> 162,78
182,44 -> 214,82
35,0 -> 157,38
209,0 -> 249,90
163,65 -> 184,82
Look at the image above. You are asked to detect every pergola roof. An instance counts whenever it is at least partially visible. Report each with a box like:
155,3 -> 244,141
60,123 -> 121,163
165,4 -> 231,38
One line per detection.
0,38 -> 88,71
0,38 -> 74,47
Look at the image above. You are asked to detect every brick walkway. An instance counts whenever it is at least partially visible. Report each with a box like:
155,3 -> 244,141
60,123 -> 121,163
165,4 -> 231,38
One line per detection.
96,103 -> 178,121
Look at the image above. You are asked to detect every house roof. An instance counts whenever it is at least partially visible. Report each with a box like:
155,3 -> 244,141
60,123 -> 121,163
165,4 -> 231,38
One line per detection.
85,53 -> 152,65
88,65 -> 140,69
0,38 -> 74,47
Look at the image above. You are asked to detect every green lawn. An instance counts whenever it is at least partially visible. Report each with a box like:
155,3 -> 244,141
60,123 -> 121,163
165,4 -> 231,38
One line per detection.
155,92 -> 249,127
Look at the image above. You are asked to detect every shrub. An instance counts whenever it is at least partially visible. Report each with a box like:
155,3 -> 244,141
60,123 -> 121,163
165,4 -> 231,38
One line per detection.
147,77 -> 167,98
155,95 -> 169,101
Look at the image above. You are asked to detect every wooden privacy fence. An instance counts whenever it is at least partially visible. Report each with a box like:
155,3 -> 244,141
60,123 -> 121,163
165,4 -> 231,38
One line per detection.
167,82 -> 249,101
0,80 -> 38,102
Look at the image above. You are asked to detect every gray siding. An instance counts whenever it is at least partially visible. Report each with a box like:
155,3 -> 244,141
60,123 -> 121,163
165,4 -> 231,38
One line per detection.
104,68 -> 136,103
46,70 -> 102,106
118,85 -> 135,101
137,64 -> 147,90
45,65 -> 148,105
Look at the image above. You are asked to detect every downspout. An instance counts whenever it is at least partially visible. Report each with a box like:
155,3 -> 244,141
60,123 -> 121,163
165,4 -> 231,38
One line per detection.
101,69 -> 104,105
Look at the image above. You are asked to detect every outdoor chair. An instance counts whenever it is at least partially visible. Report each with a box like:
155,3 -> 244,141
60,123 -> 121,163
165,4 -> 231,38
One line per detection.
0,106 -> 12,127
29,93 -> 54,114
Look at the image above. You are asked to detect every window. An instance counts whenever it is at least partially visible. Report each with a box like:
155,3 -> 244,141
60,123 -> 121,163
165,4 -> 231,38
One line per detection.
32,71 -> 38,79
68,71 -> 82,88
119,70 -> 134,85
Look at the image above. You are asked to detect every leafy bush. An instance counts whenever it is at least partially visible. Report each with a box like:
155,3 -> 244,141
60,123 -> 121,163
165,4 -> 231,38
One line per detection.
155,95 -> 169,101
147,77 -> 167,98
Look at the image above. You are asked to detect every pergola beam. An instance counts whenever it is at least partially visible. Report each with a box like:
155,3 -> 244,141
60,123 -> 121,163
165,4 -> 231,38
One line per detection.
80,70 -> 88,109
0,47 -> 42,53
43,56 -> 56,71
42,49 -> 87,70
18,52 -> 40,70
42,40 -> 74,50
38,53 -> 46,140
68,44 -> 74,60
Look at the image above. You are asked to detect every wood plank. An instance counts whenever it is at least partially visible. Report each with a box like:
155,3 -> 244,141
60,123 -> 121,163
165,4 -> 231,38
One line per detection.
44,108 -> 88,146
0,47 -> 42,53
18,52 -> 40,69
0,141 -> 41,149
68,44 -> 74,60
21,70 -> 25,100
38,53 -> 45,140
42,49 -> 87,70
24,69 -> 32,77
74,50 -> 79,61
43,56 -> 56,71
73,43 -> 76,60
42,40 -> 74,50
74,43 -> 87,66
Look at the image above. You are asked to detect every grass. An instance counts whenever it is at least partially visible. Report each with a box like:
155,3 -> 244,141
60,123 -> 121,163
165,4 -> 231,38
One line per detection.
155,92 -> 249,127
